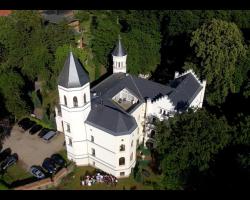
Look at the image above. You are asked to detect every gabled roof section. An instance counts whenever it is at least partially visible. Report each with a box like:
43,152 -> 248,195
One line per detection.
168,73 -> 203,111
58,52 -> 89,88
86,103 -> 137,136
112,38 -> 127,57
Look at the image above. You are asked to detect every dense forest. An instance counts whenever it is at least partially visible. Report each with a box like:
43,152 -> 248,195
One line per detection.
0,10 -> 250,190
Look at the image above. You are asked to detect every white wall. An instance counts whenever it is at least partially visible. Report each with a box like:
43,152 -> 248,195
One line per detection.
113,55 -> 127,73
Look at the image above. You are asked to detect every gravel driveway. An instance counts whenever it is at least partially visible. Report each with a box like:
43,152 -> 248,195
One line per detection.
2,125 -> 65,170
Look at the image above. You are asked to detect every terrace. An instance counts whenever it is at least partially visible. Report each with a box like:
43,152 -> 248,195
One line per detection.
112,88 -> 139,112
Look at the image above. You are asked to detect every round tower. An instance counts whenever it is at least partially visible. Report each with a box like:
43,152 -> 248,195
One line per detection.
56,51 -> 91,165
112,35 -> 127,74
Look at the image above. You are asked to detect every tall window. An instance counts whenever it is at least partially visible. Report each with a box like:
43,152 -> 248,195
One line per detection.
84,94 -> 87,104
73,96 -> 78,107
68,138 -> 72,147
120,144 -> 125,151
119,157 -> 125,166
130,152 -> 133,161
91,135 -> 94,142
66,124 -> 70,133
91,148 -> 95,157
64,95 -> 67,106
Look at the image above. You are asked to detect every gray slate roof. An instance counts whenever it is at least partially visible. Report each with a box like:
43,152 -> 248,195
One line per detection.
112,39 -> 127,57
41,10 -> 75,24
58,52 -> 89,88
86,72 -> 203,136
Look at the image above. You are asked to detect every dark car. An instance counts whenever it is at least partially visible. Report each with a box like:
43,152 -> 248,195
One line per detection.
29,166 -> 46,179
42,158 -> 57,174
22,120 -> 36,131
0,148 -> 11,163
18,118 -> 30,127
29,125 -> 42,135
0,153 -> 18,171
38,128 -> 50,138
51,154 -> 66,168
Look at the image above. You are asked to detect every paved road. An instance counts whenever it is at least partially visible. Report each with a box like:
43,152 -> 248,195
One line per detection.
2,125 -> 65,170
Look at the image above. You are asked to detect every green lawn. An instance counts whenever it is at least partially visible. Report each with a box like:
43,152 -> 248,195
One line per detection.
0,162 -> 32,189
54,149 -> 162,190
55,166 -> 154,190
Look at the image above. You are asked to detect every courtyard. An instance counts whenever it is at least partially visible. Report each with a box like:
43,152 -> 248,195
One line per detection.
2,124 -> 65,170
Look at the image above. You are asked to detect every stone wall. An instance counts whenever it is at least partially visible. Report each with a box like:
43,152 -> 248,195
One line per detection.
14,164 -> 75,190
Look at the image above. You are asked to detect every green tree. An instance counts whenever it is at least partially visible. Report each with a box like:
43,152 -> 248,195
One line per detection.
0,72 -> 30,119
155,109 -> 231,189
189,19 -> 247,105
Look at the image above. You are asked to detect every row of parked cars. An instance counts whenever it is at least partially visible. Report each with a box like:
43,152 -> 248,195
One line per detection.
17,118 -> 57,142
0,148 -> 18,172
30,154 -> 66,179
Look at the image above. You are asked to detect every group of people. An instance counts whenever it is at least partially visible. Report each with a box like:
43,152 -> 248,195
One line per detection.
80,172 -> 118,187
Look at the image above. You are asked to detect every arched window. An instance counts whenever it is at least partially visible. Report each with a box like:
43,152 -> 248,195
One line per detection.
64,95 -> 67,106
84,94 -> 87,104
120,144 -> 125,151
119,157 -> 125,166
73,96 -> 78,107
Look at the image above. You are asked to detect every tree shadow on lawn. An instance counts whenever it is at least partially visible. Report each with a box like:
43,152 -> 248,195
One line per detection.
185,144 -> 250,191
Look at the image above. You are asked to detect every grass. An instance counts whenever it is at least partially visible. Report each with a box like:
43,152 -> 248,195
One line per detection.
55,166 -> 154,190
54,149 -> 160,190
0,162 -> 32,189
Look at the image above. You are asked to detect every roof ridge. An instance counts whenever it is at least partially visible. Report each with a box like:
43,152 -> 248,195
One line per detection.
129,75 -> 144,100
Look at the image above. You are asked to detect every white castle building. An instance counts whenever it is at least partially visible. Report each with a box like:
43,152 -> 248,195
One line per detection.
55,38 -> 206,178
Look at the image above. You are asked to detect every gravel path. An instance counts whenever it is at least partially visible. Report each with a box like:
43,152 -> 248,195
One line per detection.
2,125 -> 65,170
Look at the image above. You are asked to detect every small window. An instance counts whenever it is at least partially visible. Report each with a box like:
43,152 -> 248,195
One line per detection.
131,140 -> 133,147
119,157 -> 125,166
64,95 -> 67,106
68,138 -> 72,146
120,144 -> 125,151
91,148 -> 95,157
91,135 -> 94,142
93,161 -> 95,166
73,96 -> 78,107
84,94 -> 87,104
120,172 -> 125,176
130,152 -> 133,161
136,139 -> 139,147
66,124 -> 70,132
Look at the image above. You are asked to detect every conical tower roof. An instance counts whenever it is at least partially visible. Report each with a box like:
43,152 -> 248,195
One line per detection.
112,37 -> 127,57
58,52 -> 89,88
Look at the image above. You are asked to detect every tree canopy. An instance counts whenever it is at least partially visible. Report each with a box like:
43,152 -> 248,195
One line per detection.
155,109 -> 232,189
188,19 -> 247,105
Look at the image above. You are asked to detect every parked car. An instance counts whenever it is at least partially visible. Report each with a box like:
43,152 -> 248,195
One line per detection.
29,166 -> 46,179
38,128 -> 50,138
0,153 -> 18,171
21,120 -> 36,131
29,125 -> 42,135
0,148 -> 11,163
18,118 -> 30,127
42,131 -> 57,142
42,158 -> 57,174
51,154 -> 66,168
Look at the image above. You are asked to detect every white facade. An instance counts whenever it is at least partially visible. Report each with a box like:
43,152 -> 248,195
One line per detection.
55,49 -> 206,178
112,55 -> 127,74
